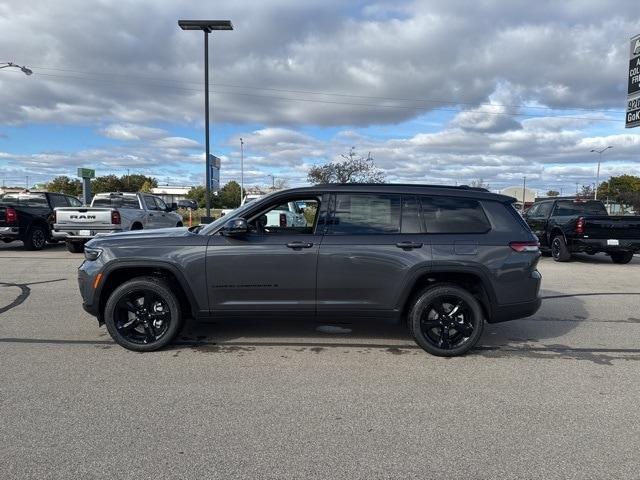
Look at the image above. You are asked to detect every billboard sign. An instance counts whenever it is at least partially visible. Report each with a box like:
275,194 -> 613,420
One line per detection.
209,154 -> 221,191
626,34 -> 640,128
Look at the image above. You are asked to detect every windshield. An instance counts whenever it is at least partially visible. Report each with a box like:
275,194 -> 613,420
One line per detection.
199,191 -> 278,235
92,195 -> 141,209
0,192 -> 48,207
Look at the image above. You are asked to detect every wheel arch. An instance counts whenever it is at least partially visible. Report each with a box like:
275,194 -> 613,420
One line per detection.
97,261 -> 199,323
400,267 -> 495,323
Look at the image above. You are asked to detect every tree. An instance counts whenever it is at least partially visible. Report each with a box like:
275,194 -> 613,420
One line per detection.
91,175 -> 124,194
469,178 -> 489,189
546,190 -> 560,197
185,185 -> 213,209
597,175 -> 640,201
578,185 -> 595,199
139,180 -> 154,193
123,174 -> 157,192
218,181 -> 241,208
44,176 -> 82,196
307,147 -> 385,184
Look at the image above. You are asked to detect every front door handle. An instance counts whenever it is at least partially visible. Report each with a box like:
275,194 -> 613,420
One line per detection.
286,241 -> 314,249
396,241 -> 423,250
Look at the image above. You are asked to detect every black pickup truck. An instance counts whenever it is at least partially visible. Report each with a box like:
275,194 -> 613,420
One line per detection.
0,191 -> 83,250
524,198 -> 640,263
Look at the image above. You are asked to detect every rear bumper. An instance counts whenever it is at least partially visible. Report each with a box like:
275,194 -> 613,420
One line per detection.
571,238 -> 640,253
490,297 -> 542,323
0,226 -> 20,240
53,227 -> 123,241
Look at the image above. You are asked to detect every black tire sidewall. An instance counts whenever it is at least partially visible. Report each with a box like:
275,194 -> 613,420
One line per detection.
408,285 -> 484,357
551,236 -> 570,262
66,242 -> 84,253
25,226 -> 46,250
611,252 -> 634,264
104,277 -> 182,352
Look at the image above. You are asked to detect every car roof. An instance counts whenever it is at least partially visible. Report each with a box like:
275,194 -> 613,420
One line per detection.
271,183 -> 514,202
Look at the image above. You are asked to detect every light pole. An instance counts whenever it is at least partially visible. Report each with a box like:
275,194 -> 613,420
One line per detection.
590,146 -> 612,200
521,176 -> 526,213
240,137 -> 244,205
178,20 -> 233,222
0,62 -> 32,75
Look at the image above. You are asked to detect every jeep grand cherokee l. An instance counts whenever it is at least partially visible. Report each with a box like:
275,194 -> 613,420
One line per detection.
78,184 -> 542,357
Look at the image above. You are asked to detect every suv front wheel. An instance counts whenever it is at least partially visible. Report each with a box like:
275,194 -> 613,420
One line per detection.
104,277 -> 182,351
408,285 -> 484,357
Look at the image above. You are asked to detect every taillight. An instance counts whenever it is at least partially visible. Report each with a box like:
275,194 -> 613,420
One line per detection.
279,213 -> 287,227
111,211 -> 121,225
510,241 -> 539,253
575,216 -> 585,235
6,207 -> 17,224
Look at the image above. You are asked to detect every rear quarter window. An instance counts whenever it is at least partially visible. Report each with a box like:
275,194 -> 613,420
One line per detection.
420,196 -> 491,234
554,201 -> 607,216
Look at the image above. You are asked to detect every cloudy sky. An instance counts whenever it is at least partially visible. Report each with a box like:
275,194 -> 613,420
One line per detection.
1,0 -> 639,194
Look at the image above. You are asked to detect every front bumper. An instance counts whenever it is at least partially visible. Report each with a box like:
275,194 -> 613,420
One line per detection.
571,238 -> 640,253
0,226 -> 20,241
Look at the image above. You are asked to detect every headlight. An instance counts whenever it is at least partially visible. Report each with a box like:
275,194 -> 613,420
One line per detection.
84,247 -> 103,261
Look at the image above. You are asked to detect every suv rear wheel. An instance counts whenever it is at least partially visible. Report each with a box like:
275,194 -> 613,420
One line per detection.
408,284 -> 484,357
104,276 -> 182,352
611,251 -> 634,264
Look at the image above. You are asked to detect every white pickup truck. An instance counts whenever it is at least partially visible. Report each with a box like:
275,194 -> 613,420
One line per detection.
53,192 -> 184,253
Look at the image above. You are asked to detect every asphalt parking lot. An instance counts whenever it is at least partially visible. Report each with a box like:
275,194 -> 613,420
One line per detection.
1,241 -> 639,480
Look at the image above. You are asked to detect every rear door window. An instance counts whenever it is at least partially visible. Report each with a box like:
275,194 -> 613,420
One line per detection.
144,196 -> 159,210
330,194 -> 401,234
420,196 -> 490,234
554,201 -> 607,216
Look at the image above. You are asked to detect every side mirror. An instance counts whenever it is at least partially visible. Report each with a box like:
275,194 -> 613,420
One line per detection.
221,217 -> 248,236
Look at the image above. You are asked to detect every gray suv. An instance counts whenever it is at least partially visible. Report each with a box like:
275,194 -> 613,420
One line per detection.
78,184 -> 542,356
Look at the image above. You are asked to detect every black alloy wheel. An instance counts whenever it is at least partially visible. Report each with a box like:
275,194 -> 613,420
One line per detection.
24,225 -> 47,250
104,277 -> 182,351
551,236 -> 571,262
408,285 -> 484,357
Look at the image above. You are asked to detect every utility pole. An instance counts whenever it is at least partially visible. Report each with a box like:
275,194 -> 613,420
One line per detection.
590,146 -> 613,200
521,176 -> 526,213
268,174 -> 275,190
26,175 -> 29,190
240,137 -> 244,205
127,168 -> 130,191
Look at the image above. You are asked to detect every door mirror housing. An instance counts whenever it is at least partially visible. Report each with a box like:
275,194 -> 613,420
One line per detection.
221,217 -> 248,236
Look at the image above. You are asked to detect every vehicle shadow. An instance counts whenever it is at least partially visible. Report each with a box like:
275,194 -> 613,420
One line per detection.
567,252 -> 639,264
174,289 -> 629,362
0,241 -> 66,252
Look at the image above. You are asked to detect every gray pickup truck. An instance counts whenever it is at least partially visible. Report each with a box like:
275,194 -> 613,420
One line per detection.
53,192 -> 183,253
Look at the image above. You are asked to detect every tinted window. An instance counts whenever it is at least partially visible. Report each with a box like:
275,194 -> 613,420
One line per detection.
67,196 -> 82,207
420,196 -> 490,234
330,194 -> 400,234
0,193 -> 48,207
93,196 -> 141,209
155,197 -> 168,210
554,200 -> 607,216
401,196 -> 421,233
525,204 -> 539,217
537,202 -> 553,217
144,196 -> 159,210
49,194 -> 68,208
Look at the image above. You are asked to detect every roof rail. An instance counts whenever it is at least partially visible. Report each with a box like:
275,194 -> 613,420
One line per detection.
316,183 -> 489,192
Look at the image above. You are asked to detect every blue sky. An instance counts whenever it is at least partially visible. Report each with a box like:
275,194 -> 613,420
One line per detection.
1,0 -> 639,194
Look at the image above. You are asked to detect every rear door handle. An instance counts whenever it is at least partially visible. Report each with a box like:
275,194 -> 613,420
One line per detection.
286,241 -> 314,249
396,241 -> 423,250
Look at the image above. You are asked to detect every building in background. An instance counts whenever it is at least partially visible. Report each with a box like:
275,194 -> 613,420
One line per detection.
151,185 -> 194,204
501,186 -> 537,211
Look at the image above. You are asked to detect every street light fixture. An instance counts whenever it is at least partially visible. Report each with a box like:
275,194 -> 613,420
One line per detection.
0,62 -> 33,75
589,145 -> 613,200
178,19 -> 233,222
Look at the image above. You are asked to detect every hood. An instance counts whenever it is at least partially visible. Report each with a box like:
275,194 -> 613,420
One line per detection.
86,227 -> 192,247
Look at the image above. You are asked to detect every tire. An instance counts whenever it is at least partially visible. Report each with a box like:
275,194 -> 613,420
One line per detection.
176,222 -> 183,227
24,225 -> 47,251
611,252 -> 634,264
66,242 -> 85,253
551,235 -> 571,262
407,284 -> 485,357
131,223 -> 143,231
104,276 -> 182,352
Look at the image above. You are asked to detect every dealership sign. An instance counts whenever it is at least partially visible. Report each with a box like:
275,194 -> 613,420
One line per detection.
626,34 -> 640,128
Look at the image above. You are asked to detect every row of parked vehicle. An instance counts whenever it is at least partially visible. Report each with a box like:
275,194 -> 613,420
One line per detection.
0,191 -> 184,252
